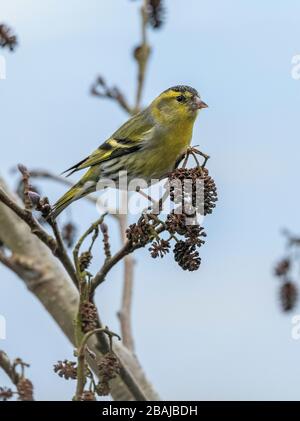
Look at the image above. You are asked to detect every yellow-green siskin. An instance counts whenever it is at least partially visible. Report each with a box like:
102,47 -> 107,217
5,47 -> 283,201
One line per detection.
52,85 -> 208,218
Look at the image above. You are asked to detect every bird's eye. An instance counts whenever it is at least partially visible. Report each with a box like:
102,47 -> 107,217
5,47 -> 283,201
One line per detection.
176,95 -> 185,103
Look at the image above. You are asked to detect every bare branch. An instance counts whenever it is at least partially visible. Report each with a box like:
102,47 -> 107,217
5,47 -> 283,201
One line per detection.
91,241 -> 133,291
73,215 -> 105,276
134,0 -> 151,112
118,214 -> 135,351
0,177 -> 160,401
91,76 -> 133,115
75,327 -> 121,401
91,223 -> 165,292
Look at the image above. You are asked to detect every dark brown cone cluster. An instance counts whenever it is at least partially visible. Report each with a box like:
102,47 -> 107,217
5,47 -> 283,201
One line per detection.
80,301 -> 98,333
80,391 -> 96,401
126,166 -> 214,272
126,215 -> 153,246
0,24 -> 17,51
174,240 -> 201,271
96,381 -> 110,397
139,211 -> 206,271
274,253 -> 299,312
165,212 -> 187,235
16,378 -> 34,401
79,251 -> 92,272
96,352 -> 120,397
149,239 -> 170,258
202,168 -> 218,215
280,281 -> 298,312
147,0 -> 165,29
274,258 -> 290,277
168,167 -> 218,216
0,387 -> 13,401
164,212 -> 207,271
53,360 -> 77,380
183,223 -> 207,247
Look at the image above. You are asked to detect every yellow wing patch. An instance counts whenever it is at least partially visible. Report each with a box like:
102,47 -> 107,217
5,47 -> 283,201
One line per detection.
62,137 -> 144,176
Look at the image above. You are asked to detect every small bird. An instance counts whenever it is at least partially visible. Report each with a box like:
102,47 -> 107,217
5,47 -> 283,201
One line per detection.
52,85 -> 208,218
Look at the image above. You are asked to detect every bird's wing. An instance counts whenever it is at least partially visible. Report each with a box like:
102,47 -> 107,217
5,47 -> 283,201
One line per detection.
63,110 -> 154,176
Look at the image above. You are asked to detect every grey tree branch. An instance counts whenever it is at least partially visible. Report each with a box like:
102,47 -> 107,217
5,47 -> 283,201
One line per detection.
0,185 -> 78,286
0,351 -> 20,385
0,177 -> 159,401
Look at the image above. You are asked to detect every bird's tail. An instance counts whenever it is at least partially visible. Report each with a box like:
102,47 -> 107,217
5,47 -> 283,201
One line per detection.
51,174 -> 97,219
51,184 -> 82,219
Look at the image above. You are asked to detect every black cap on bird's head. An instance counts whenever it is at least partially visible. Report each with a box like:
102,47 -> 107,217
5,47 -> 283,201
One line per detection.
168,85 -> 199,96
164,85 -> 208,110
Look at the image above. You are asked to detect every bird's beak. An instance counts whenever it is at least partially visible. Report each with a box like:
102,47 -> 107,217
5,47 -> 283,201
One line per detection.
194,96 -> 208,109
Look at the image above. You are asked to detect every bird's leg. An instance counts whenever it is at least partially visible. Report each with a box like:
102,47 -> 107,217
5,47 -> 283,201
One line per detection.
135,186 -> 157,213
190,151 -> 201,168
198,151 -> 210,168
136,184 -> 170,216
135,186 -> 156,205
156,185 -> 170,214
184,146 -> 210,168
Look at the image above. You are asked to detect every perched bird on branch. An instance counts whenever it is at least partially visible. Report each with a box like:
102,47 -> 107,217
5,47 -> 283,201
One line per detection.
52,85 -> 208,218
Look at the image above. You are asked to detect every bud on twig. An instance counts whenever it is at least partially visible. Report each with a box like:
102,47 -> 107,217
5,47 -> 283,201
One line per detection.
101,223 -> 111,260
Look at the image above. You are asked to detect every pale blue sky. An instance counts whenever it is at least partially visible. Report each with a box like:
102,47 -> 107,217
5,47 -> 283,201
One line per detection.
1,0 -> 300,400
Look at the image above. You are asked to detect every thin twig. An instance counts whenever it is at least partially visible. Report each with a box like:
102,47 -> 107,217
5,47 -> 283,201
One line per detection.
49,216 -> 78,283
91,242 -> 133,291
74,327 -> 120,401
0,24 -> 17,51
0,351 -> 34,401
91,224 -> 165,292
92,336 -> 150,401
91,77 -> 133,115
73,215 -> 105,276
117,214 -> 135,351
134,0 -> 151,113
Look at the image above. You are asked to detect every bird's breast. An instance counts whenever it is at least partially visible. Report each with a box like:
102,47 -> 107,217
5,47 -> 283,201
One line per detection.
136,121 -> 193,180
